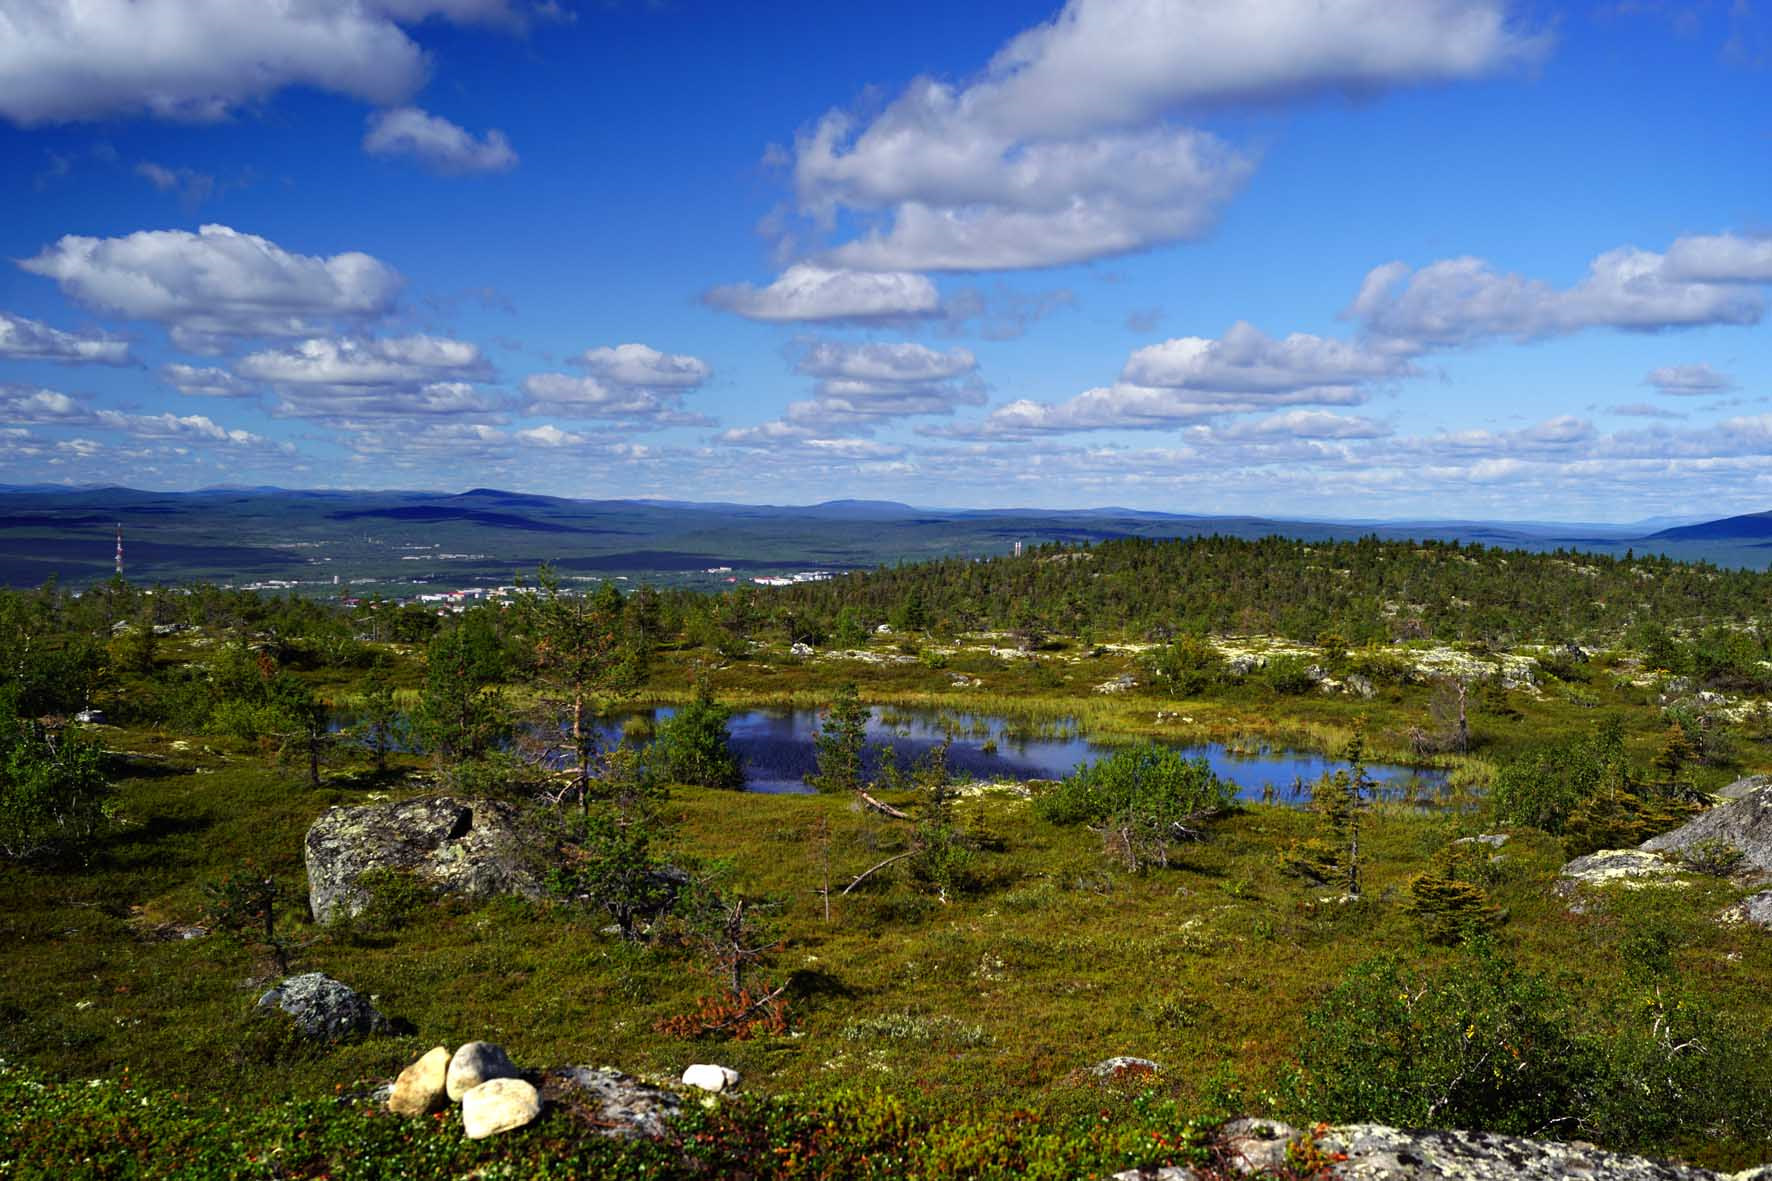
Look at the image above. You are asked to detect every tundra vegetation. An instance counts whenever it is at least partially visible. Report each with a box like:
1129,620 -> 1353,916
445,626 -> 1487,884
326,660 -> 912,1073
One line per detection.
4,537 -> 1772,1177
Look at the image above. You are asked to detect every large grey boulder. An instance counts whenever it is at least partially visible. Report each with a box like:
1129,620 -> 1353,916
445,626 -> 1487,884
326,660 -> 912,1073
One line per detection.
255,972 -> 388,1041
539,1067 -> 683,1139
1641,784 -> 1772,876
1114,1120 -> 1771,1179
304,796 -> 545,924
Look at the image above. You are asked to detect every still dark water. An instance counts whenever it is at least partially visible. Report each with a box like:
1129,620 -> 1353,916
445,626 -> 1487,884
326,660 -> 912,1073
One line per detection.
590,706 -> 1447,802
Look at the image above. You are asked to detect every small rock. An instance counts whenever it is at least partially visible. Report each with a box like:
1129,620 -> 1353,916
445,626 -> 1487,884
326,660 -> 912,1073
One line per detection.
790,642 -> 814,657
1111,1168 -> 1195,1180
460,1077 -> 541,1139
447,1040 -> 520,1100
1346,673 -> 1376,699
1218,1117 -> 1298,1175
388,1046 -> 451,1116
1091,1056 -> 1162,1078
254,972 -> 388,1041
1454,833 -> 1510,848
681,1063 -> 740,1093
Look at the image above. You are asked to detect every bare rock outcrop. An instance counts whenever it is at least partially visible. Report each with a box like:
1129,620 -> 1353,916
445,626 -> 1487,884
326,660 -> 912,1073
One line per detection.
1641,784 -> 1772,876
1114,1119 -> 1772,1180
304,796 -> 545,925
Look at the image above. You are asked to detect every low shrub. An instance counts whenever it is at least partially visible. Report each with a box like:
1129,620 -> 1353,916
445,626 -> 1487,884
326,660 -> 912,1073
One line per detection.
1035,744 -> 1234,872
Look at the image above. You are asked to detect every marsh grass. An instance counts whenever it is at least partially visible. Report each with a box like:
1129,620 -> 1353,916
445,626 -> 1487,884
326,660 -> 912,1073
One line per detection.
6,627 -> 1769,1173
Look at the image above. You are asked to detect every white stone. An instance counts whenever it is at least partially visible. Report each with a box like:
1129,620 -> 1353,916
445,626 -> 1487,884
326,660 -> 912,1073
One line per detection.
446,1040 -> 519,1101
388,1045 -> 451,1116
460,1077 -> 541,1139
681,1063 -> 740,1093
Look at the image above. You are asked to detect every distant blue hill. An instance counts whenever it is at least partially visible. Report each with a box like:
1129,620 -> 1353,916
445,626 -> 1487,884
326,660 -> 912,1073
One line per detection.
1650,512 -> 1772,541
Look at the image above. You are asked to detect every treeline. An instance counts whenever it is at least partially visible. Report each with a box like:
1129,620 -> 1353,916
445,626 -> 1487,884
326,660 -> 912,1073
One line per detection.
765,535 -> 1772,647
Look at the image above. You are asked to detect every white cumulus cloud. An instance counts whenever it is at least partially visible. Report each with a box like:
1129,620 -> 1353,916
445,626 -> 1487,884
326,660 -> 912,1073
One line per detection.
363,107 -> 518,174
236,334 -> 501,418
574,343 -> 711,389
0,310 -> 130,365
1646,363 -> 1735,396
704,264 -> 939,322
0,0 -> 547,126
1348,244 -> 1763,351
19,225 -> 403,351
789,0 -> 1544,271
160,363 -> 254,398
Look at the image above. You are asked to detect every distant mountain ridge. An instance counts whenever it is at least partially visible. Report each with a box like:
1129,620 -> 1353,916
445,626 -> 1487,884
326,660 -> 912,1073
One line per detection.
0,484 -> 1765,587
1650,511 -> 1772,541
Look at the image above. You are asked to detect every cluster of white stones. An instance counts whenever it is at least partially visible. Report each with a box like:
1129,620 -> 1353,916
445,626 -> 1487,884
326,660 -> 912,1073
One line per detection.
387,1041 -> 538,1140
385,1043 -> 740,1139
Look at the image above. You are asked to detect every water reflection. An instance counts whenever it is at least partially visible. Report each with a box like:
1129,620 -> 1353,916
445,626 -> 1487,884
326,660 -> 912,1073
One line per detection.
589,706 -> 1448,802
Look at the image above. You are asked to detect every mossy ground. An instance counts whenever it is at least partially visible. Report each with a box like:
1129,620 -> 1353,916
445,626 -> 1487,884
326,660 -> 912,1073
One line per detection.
5,635 -> 1771,1177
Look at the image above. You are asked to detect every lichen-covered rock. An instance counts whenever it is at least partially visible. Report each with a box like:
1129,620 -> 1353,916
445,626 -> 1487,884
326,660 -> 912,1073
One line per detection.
446,1041 -> 519,1101
540,1066 -> 683,1139
254,972 -> 388,1041
1720,889 -> 1772,929
388,1045 -> 451,1116
304,796 -> 545,925
460,1077 -> 541,1139
1217,1116 -> 1297,1175
1554,848 -> 1684,912
1114,1121 -> 1771,1179
1313,1123 -> 1741,1179
1641,785 -> 1772,876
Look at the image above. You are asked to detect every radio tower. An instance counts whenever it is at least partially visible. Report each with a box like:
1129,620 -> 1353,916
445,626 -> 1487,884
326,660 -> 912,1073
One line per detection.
114,523 -> 123,578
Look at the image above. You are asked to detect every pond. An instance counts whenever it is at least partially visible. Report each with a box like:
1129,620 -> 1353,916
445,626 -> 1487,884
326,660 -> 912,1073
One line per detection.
592,706 -> 1448,803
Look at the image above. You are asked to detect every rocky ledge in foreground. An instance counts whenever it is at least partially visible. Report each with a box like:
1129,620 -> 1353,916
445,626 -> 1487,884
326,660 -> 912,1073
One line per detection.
1114,1118 -> 1772,1180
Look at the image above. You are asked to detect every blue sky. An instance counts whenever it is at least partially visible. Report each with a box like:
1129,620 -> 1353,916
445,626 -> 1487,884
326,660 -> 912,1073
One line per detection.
1,0 -> 1768,521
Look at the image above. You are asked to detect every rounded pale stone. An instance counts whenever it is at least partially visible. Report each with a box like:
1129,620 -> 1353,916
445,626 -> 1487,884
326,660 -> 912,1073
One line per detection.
460,1077 -> 541,1139
446,1040 -> 518,1101
681,1063 -> 740,1092
388,1045 -> 451,1116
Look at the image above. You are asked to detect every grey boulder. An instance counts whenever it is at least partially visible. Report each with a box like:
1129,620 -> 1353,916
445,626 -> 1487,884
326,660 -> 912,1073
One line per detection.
304,796 -> 545,925
446,1040 -> 520,1101
1641,784 -> 1772,876
255,972 -> 388,1041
